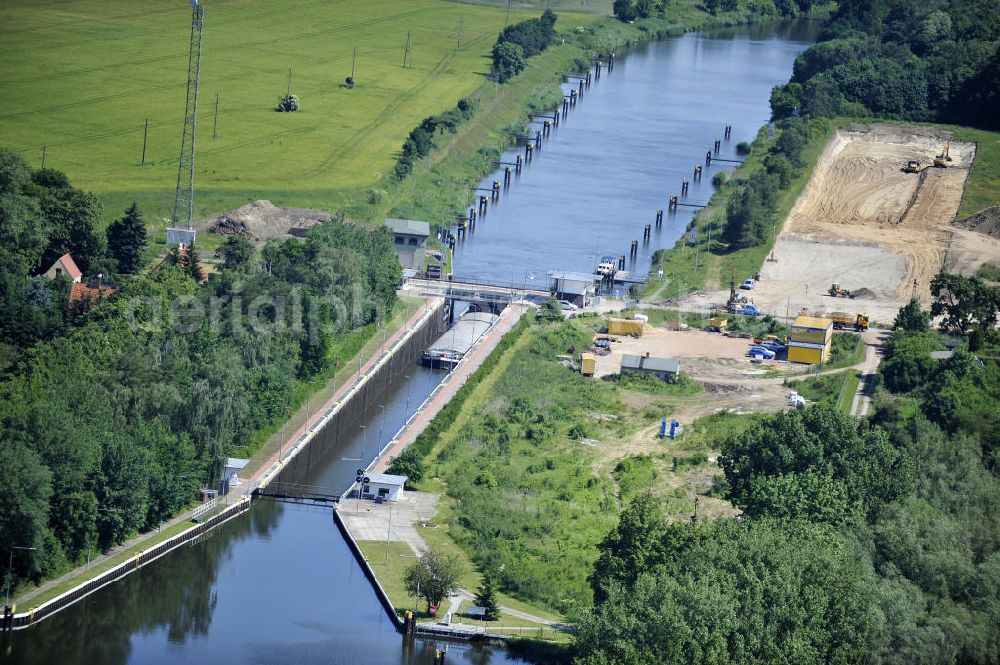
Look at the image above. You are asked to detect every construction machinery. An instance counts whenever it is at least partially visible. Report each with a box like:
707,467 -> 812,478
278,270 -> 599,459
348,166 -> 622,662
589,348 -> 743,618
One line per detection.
904,160 -> 921,173
829,311 -> 870,332
933,142 -> 952,168
828,282 -> 855,298
707,316 -> 728,332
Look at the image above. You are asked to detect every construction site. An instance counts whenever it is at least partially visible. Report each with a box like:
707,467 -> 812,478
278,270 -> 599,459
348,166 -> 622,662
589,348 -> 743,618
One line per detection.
680,124 -> 999,324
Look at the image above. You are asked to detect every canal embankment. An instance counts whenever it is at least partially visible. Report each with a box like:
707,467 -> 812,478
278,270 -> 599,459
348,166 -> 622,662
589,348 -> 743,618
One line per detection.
330,303 -> 536,640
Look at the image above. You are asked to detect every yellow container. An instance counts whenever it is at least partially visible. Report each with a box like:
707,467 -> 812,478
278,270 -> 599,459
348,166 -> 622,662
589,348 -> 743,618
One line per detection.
787,341 -> 829,364
580,353 -> 596,376
608,318 -> 644,336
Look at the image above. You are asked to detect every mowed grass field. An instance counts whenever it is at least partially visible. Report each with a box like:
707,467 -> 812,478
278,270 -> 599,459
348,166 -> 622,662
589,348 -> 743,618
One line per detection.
0,0 -> 582,225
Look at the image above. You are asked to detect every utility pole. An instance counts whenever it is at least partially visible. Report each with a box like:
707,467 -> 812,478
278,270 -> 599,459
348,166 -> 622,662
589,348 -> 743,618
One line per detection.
212,93 -> 219,139
505,0 -> 512,27
403,32 -> 412,68
351,46 -> 357,79
286,68 -> 292,97
40,146 -> 46,169
141,117 -> 149,165
457,15 -> 463,49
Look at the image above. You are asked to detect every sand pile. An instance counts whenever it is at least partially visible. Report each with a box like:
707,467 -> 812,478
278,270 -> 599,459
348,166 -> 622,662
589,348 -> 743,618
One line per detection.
955,206 -> 1000,239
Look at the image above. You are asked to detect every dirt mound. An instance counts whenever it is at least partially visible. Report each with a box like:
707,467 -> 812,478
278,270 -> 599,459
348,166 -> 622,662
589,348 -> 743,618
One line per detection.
851,287 -> 876,299
198,200 -> 332,248
955,206 -> 1000,239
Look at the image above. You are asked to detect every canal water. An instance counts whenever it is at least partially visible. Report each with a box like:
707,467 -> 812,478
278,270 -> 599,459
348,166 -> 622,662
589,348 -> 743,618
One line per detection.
454,19 -> 818,284
2,20 -> 815,665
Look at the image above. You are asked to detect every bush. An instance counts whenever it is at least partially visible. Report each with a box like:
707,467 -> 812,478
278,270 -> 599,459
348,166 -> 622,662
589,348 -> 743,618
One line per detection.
711,171 -> 729,187
736,141 -> 752,155
345,76 -> 354,88
275,93 -> 299,112
491,41 -> 526,83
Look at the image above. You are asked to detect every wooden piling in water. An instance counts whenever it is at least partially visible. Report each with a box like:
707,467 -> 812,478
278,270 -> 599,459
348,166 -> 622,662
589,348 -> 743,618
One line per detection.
504,167 -> 511,188
714,139 -> 721,154
656,209 -> 663,227
515,155 -> 523,174
724,124 -> 732,139
492,181 -> 500,201
619,255 -> 626,270
643,224 -> 651,242
705,151 -> 712,165
669,196 -> 678,211
682,179 -> 689,195
694,165 -> 702,180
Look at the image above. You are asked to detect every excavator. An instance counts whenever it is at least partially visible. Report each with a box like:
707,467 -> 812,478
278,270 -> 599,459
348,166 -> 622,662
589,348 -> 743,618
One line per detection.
828,282 -> 855,298
933,142 -> 952,168
906,144 -> 953,174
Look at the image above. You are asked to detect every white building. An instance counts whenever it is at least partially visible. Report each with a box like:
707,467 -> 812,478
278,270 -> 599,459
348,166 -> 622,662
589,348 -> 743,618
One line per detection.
362,473 -> 407,502
548,270 -> 596,307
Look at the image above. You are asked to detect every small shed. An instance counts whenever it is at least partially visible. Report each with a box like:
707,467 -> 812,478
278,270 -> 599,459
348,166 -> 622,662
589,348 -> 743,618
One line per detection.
220,457 -> 249,494
787,341 -> 829,365
788,315 -> 833,364
44,253 -> 83,283
789,315 -> 833,345
363,473 -> 407,501
385,218 -> 430,270
621,353 -> 680,380
548,270 -> 596,307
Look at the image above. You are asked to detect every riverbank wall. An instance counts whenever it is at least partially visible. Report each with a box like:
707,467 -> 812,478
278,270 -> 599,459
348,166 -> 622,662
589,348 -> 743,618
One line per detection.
5,499 -> 251,631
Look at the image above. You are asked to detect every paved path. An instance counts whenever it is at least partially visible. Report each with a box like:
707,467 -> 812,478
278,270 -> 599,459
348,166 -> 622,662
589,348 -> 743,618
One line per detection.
340,492 -> 439,556
372,303 -> 528,473
850,329 -> 886,417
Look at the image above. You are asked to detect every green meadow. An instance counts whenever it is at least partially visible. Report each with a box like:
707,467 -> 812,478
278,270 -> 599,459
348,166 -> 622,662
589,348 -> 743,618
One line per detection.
0,0 -> 580,226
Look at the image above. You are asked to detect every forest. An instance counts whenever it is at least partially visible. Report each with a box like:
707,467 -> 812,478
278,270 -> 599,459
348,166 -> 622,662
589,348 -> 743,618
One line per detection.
572,291 -> 1000,664
0,149 -> 401,592
770,0 -> 1000,129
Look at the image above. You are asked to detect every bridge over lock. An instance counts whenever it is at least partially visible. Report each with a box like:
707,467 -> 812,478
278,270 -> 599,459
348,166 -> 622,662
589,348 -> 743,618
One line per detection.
406,275 -> 550,317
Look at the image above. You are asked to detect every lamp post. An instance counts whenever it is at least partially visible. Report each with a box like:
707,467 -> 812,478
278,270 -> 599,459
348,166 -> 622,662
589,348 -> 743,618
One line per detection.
384,500 -> 394,566
5,546 -> 37,607
403,375 -> 412,413
377,404 -> 386,448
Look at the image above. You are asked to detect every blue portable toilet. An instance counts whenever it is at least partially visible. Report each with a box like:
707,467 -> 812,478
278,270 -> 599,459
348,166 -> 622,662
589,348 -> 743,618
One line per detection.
660,418 -> 667,439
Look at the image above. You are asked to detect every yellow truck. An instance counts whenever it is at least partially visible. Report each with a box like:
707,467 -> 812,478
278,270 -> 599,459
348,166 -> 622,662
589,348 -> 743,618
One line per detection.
608,318 -> 644,336
829,311 -> 870,332
707,316 -> 728,332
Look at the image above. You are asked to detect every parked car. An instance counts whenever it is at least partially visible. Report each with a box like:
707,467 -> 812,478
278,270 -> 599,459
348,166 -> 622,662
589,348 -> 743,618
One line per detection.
558,300 -> 579,311
741,278 -> 756,290
758,340 -> 785,352
747,345 -> 775,359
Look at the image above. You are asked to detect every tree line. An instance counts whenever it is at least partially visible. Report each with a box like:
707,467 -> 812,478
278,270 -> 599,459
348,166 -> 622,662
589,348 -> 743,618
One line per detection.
393,98 -> 476,180
490,10 -> 558,83
573,286 -> 1000,663
0,149 -> 401,594
721,116 -> 821,249
770,0 -> 999,129
614,0 -> 819,24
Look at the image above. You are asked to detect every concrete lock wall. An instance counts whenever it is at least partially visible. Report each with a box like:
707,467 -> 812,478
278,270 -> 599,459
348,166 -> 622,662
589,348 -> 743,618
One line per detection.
274,302 -> 447,486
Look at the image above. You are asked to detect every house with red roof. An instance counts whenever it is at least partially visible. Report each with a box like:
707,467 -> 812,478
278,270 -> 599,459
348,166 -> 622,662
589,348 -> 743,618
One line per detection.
68,281 -> 117,310
43,253 -> 83,283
